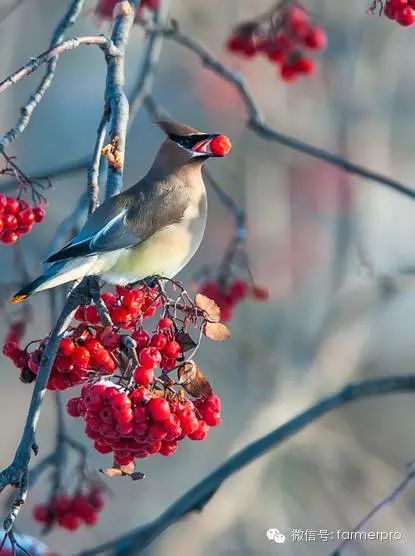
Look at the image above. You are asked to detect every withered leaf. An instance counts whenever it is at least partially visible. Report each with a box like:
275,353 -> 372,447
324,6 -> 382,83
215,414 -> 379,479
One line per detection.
175,331 -> 197,352
195,293 -> 221,323
100,461 -> 144,480
203,321 -> 231,342
178,361 -> 212,398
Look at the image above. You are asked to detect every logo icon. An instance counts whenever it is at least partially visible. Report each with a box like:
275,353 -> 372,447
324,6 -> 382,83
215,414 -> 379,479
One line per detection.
266,528 -> 286,544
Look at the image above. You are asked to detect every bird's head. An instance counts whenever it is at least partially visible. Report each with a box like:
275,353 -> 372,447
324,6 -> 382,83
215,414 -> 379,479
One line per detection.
152,120 -> 232,174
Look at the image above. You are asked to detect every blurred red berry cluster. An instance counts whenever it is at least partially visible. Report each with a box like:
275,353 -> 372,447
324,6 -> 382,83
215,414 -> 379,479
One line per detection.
0,194 -> 46,245
369,0 -> 415,25
199,279 -> 269,322
226,3 -> 326,82
67,382 -> 221,466
94,0 -> 159,20
33,487 -> 105,532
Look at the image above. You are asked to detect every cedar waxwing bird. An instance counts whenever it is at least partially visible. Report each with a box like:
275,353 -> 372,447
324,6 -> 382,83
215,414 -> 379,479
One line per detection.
11,120 -> 232,303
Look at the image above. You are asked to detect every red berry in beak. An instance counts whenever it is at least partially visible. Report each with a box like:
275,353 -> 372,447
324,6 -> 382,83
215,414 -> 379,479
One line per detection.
209,135 -> 232,156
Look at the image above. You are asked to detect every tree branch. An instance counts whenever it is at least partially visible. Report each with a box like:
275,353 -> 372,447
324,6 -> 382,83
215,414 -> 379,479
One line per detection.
0,35 -> 115,94
331,460 -> 415,555
0,0 -> 87,149
142,20 -> 415,201
104,0 -> 142,199
76,374 -> 415,556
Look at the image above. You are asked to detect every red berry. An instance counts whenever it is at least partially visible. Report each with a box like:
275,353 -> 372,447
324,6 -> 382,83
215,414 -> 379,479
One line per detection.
59,513 -> 81,531
5,197 -> 20,214
94,439 -> 112,454
33,505 -> 51,523
1,231 -> 19,244
66,397 -> 81,417
396,5 -> 415,25
304,27 -> 327,50
33,206 -> 46,223
189,420 -> 209,440
132,329 -> 151,349
71,346 -> 90,367
163,340 -> 181,359
293,57 -> 315,75
3,213 -> 18,230
139,346 -> 162,369
110,305 -> 132,326
17,209 -> 35,227
60,338 -> 75,356
150,333 -> 167,350
133,365 -> 154,386
389,0 -> 408,7
159,440 -> 178,456
158,317 -> 173,330
147,397 -> 171,421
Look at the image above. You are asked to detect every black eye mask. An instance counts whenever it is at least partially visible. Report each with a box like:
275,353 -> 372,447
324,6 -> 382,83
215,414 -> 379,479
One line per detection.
168,133 -> 210,150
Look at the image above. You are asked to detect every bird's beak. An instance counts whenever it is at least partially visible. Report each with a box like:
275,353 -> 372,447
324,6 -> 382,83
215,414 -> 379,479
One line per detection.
192,135 -> 232,157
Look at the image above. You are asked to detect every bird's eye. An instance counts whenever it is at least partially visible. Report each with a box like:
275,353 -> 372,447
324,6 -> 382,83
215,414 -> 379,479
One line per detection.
169,134 -> 208,150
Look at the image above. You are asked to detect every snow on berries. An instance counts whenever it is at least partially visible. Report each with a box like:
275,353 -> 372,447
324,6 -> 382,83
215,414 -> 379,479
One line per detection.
0,194 -> 46,245
33,487 -> 105,532
226,2 -> 326,83
369,0 -> 415,26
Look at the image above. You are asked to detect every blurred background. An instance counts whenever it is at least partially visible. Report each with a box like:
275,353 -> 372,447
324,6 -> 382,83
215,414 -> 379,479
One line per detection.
2,0 -> 415,554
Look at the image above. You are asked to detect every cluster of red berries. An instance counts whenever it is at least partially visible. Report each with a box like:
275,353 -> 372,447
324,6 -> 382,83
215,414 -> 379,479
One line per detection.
0,194 -> 46,245
226,4 -> 326,82
33,488 -> 105,532
3,325 -> 117,390
199,279 -> 269,322
67,382 -> 221,465
94,0 -> 159,20
372,0 -> 415,25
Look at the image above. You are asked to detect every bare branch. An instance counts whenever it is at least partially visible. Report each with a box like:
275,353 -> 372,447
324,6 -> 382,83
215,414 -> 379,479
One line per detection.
142,20 -> 415,201
331,461 -> 415,555
104,0 -> 142,199
76,374 -> 415,556
0,35 -> 114,94
0,0 -> 87,150
88,110 -> 109,213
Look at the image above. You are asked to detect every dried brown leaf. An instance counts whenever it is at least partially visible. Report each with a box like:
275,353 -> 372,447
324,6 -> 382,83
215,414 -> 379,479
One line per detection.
178,361 -> 212,398
195,293 -> 221,323
203,321 -> 231,342
100,461 -> 144,480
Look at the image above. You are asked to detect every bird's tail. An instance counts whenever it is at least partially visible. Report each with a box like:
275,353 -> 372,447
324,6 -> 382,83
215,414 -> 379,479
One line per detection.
11,274 -> 53,304
10,259 -> 94,304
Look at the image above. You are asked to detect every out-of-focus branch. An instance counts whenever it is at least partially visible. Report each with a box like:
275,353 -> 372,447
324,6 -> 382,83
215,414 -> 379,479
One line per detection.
141,20 -> 415,201
129,0 -> 170,121
0,0 -> 26,24
0,35 -> 115,94
0,0 -> 87,150
331,461 -> 415,555
77,374 -> 415,556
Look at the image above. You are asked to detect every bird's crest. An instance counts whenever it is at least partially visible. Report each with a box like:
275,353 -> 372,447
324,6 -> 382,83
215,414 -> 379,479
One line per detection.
156,119 -> 201,137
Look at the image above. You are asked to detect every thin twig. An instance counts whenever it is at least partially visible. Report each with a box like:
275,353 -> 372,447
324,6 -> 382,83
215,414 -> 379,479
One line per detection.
0,35 -> 115,94
88,110 -> 109,213
76,374 -> 415,556
0,0 -> 87,149
330,461 -> 415,555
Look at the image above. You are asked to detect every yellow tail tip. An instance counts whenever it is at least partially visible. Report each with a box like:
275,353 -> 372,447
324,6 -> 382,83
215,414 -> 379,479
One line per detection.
10,294 -> 28,304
